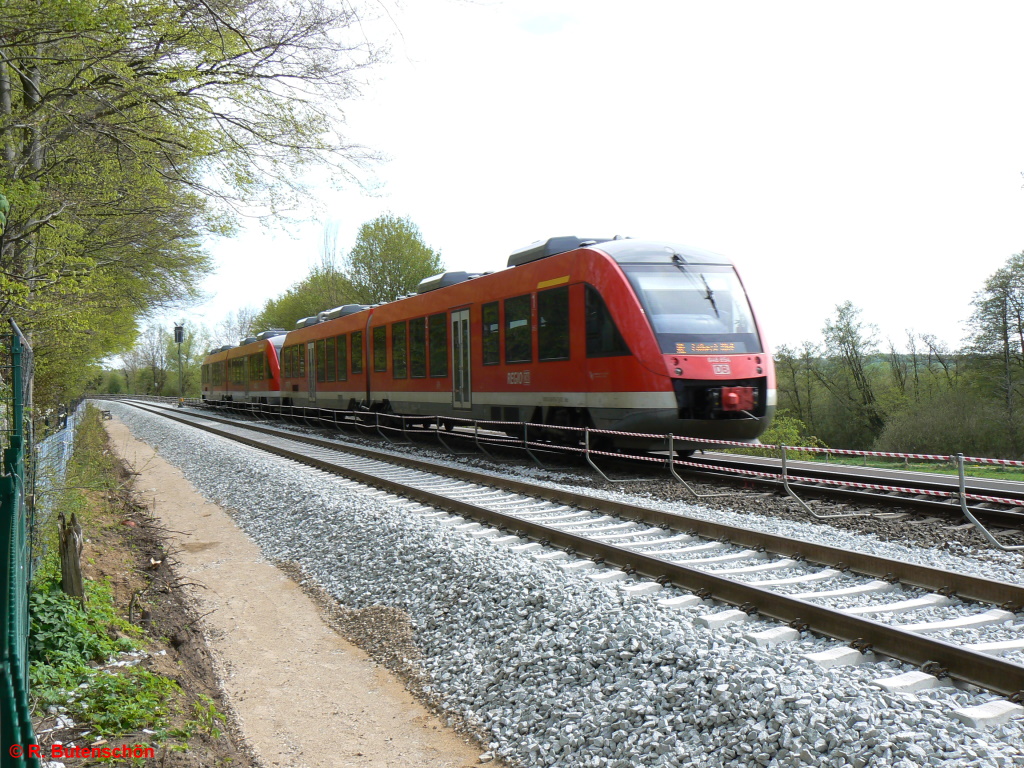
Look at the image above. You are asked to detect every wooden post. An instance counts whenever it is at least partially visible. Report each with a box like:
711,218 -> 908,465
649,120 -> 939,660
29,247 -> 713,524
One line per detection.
59,511 -> 84,604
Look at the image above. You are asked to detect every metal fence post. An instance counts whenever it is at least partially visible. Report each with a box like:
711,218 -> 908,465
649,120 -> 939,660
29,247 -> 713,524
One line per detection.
1,320 -> 42,766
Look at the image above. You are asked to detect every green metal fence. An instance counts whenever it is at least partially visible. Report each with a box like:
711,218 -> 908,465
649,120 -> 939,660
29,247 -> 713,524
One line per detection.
1,320 -> 40,768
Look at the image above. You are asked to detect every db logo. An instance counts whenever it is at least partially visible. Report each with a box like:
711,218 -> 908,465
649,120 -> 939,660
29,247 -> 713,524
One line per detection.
712,364 -> 731,375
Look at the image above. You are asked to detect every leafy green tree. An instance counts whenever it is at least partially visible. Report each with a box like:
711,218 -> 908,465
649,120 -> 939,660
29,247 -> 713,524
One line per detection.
99,371 -> 125,395
965,251 -> 1024,455
344,214 -> 443,305
122,325 -> 171,395
811,301 -> 885,445
253,216 -> 443,331
0,0 -> 381,410
253,250 -> 358,332
118,320 -> 211,396
774,342 -> 820,427
164,321 -> 212,397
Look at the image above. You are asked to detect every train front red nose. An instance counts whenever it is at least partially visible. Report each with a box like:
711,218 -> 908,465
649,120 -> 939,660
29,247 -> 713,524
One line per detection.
721,386 -> 756,412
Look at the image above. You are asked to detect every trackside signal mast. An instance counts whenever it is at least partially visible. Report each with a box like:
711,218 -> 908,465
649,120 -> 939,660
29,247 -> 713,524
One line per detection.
174,322 -> 184,406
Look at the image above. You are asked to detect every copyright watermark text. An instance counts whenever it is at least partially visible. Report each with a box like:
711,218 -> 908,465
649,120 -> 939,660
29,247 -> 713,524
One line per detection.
9,743 -> 155,759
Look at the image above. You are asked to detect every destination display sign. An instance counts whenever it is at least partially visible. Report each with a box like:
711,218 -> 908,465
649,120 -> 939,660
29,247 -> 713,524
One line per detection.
675,341 -> 738,354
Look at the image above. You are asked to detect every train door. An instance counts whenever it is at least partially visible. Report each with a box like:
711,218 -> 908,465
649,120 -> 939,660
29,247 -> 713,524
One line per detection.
243,354 -> 250,400
306,341 -> 317,403
452,309 -> 471,410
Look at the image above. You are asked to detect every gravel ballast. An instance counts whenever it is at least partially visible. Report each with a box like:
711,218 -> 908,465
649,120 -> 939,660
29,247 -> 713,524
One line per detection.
110,403 -> 1024,768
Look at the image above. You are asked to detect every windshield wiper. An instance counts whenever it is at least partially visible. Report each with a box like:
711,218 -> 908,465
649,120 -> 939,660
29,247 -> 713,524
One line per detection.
671,255 -> 720,317
700,274 -> 720,317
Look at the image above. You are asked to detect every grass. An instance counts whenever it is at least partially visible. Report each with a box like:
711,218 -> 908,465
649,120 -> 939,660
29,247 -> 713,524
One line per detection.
798,453 -> 1024,482
723,442 -> 1024,481
28,405 -> 227,750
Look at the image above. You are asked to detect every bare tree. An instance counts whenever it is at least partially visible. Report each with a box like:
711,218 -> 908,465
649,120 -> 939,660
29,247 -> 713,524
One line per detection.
214,308 -> 259,347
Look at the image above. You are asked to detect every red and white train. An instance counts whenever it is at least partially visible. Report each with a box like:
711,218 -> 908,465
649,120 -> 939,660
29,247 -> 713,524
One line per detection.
201,237 -> 776,450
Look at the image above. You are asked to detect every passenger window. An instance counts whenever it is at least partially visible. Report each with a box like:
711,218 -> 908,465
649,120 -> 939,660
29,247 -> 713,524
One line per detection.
538,286 -> 570,361
316,339 -> 327,382
429,313 -> 447,377
410,318 -> 427,378
482,302 -> 499,365
337,335 -> 348,381
392,321 -> 408,379
351,331 -> 363,374
504,294 -> 532,363
373,326 -> 387,372
326,337 -> 336,382
585,285 -> 630,357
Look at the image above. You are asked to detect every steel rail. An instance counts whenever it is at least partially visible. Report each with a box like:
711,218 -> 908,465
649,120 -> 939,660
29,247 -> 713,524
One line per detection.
691,452 -> 1024,497
120,401 -> 1024,699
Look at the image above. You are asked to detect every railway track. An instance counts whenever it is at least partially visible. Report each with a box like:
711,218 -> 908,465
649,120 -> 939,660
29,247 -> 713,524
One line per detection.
113,398 -> 1024,709
686,452 -> 1024,526
188,397 -> 1024,532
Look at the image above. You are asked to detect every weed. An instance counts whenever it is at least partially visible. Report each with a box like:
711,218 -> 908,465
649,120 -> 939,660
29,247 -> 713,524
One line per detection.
66,667 -> 179,736
191,695 -> 227,740
30,582 -> 137,669
172,695 -> 227,742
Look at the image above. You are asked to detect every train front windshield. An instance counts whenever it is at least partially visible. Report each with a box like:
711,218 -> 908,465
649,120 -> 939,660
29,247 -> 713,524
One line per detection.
623,264 -> 763,355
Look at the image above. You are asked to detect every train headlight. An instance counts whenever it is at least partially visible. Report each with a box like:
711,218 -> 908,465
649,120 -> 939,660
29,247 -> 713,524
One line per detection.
674,367 -> 683,376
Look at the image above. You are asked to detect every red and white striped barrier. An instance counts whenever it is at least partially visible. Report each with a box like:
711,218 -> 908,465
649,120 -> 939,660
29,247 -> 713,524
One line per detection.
958,455 -> 1024,468
786,445 -> 951,461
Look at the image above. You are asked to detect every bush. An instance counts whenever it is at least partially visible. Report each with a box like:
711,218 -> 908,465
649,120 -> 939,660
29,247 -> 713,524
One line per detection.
874,389 -> 1021,458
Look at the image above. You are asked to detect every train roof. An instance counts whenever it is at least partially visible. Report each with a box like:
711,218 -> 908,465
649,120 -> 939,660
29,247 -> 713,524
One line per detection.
203,333 -> 285,362
320,304 -> 371,321
416,270 -> 489,294
598,239 -> 731,266
507,236 -> 732,268
507,236 -> 610,267
257,328 -> 287,340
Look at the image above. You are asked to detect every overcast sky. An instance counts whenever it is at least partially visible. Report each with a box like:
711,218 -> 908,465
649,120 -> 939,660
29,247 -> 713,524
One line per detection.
190,0 -> 1024,353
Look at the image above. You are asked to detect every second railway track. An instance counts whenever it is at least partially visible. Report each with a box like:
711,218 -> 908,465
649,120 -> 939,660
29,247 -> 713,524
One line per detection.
116,398 -> 1024,702
195,397 -> 1024,530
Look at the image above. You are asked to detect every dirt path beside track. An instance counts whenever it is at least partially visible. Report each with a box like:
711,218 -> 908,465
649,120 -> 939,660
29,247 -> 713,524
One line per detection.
105,416 -> 495,768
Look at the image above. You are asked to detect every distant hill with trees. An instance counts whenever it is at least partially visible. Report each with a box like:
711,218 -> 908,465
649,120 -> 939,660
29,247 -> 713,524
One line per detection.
775,251 -> 1024,458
